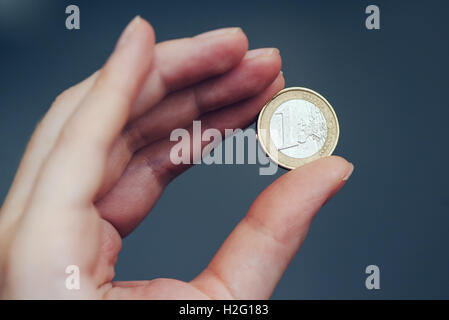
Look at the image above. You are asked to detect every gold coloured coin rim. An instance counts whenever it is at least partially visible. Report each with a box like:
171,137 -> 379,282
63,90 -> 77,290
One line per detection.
256,87 -> 340,170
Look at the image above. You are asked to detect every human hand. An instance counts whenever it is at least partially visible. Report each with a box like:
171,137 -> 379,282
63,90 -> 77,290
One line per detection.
0,16 -> 353,299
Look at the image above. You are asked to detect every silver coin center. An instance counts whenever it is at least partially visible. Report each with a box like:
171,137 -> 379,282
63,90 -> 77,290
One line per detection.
269,99 -> 327,158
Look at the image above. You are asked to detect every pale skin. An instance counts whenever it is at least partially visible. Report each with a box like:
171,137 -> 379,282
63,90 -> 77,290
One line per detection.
0,17 -> 353,299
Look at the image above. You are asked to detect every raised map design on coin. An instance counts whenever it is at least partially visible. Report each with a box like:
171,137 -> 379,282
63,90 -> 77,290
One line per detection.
269,99 -> 327,158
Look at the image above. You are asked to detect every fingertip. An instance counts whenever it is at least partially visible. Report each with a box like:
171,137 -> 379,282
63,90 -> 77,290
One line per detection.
276,70 -> 285,89
99,15 -> 155,96
319,155 -> 350,168
252,50 -> 282,80
115,16 -> 155,51
137,16 -> 156,48
318,155 -> 354,182
278,155 -> 353,198
234,27 -> 249,53
195,27 -> 249,70
222,28 -> 249,67
220,27 -> 249,54
230,50 -> 282,97
264,71 -> 285,97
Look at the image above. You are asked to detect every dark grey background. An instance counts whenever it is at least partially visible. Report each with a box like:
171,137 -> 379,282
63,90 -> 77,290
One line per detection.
1,0 -> 448,299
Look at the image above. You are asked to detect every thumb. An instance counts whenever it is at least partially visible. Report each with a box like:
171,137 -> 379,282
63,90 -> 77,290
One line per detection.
192,156 -> 354,299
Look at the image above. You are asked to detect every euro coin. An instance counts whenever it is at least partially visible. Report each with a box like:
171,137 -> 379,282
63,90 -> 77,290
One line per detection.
257,87 -> 339,169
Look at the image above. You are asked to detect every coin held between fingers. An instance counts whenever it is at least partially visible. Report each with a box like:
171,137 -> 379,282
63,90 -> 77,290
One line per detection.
257,87 -> 340,170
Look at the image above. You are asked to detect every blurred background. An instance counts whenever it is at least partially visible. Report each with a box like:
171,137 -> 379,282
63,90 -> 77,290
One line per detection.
1,0 -> 448,299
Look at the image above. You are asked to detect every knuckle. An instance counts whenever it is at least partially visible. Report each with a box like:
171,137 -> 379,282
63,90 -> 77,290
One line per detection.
53,87 -> 74,106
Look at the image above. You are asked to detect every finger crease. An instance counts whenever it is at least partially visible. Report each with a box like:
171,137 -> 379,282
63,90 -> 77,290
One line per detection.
191,86 -> 203,116
204,266 -> 238,300
243,213 -> 289,248
140,152 -> 175,188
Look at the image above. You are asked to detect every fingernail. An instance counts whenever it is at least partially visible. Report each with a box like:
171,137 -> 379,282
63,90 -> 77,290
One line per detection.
342,163 -> 354,181
244,48 -> 279,59
280,70 -> 284,76
116,16 -> 141,49
196,27 -> 242,39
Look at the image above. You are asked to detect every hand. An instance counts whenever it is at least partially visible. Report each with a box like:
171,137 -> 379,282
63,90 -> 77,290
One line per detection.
0,17 -> 353,299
